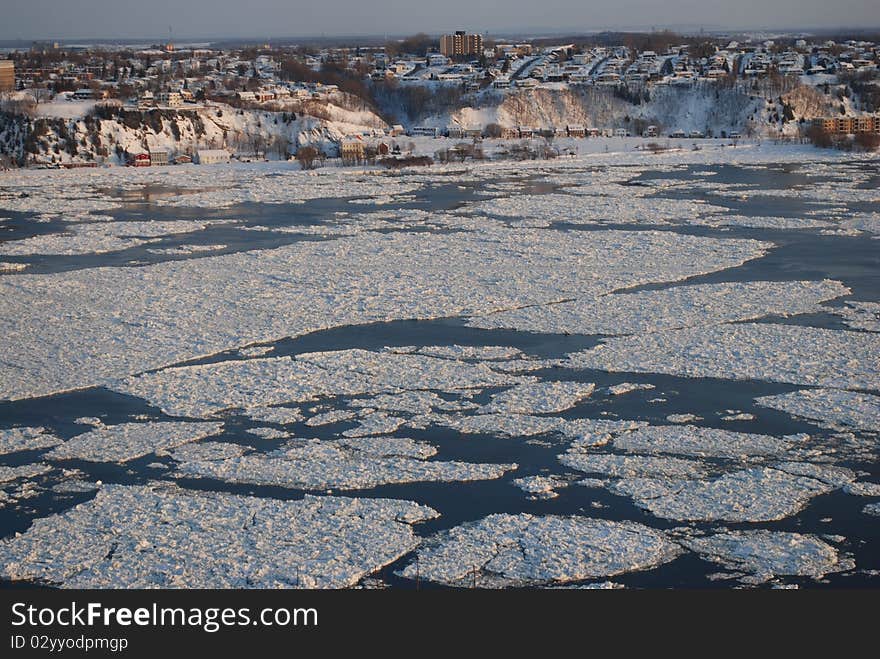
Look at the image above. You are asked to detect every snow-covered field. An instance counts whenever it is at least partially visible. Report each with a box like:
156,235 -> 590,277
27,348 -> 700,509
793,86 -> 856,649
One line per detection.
0,142 -> 877,589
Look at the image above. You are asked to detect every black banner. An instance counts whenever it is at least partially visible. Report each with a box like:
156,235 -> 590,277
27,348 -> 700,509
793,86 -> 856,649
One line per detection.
1,588 -> 876,656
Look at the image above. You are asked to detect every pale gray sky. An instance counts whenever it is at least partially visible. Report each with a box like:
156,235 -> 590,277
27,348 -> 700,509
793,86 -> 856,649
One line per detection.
1,0 -> 877,40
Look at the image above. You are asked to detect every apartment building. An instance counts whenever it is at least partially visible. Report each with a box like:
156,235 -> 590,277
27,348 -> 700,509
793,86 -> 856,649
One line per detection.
0,60 -> 15,92
440,31 -> 483,58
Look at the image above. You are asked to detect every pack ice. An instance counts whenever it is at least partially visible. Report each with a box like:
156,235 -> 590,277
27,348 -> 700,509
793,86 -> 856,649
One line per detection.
0,484 -> 438,588
399,514 -> 679,587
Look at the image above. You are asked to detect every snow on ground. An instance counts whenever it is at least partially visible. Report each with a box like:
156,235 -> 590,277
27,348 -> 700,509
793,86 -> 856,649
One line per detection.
398,514 -> 680,587
0,427 -> 61,456
175,438 -> 515,490
755,389 -> 880,431
565,324 -> 880,390
469,280 -> 847,336
680,530 -> 852,584
47,422 -> 223,463
0,484 -> 437,588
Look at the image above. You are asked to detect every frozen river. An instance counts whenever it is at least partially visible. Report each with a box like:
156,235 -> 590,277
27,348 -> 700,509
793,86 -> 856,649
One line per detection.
0,143 -> 878,588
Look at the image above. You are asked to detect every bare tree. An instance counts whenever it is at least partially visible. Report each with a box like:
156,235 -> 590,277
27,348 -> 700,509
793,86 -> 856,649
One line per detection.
296,145 -> 319,170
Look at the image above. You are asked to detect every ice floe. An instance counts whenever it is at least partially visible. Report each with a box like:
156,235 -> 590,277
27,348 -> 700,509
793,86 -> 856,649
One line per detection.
681,530 -> 852,584
831,301 -> 880,332
468,280 -> 848,336
399,514 -> 679,587
755,388 -> 880,431
610,425 -> 797,458
0,484 -> 438,588
607,382 -> 656,396
242,405 -> 304,425
611,466 -> 846,522
46,422 -> 223,463
0,227 -> 770,402
246,427 -> 290,440
512,475 -> 570,499
666,414 -> 702,423
116,350 -> 525,418
0,463 -> 53,483
843,481 -> 880,497
480,381 -> 595,415
341,412 -> 405,437
561,453 -> 707,479
0,427 -> 61,455
175,438 -> 516,490
565,323 -> 880,390
0,221 -> 211,256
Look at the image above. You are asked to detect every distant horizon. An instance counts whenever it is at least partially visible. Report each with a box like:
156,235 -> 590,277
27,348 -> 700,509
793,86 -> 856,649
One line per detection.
2,0 -> 879,42
3,24 -> 880,48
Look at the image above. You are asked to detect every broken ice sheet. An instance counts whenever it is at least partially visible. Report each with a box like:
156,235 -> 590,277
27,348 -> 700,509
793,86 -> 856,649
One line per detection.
480,381 -> 595,415
399,514 -> 679,587
610,425 -> 799,459
341,412 -> 405,438
175,438 -> 516,490
843,481 -> 880,497
349,391 -> 447,415
0,427 -> 61,456
46,422 -> 224,463
169,442 -> 251,462
607,382 -> 656,396
0,484 -> 438,588
414,345 -> 523,360
116,350 -> 526,418
441,413 -> 563,438
0,463 -> 53,483
1,227 -> 769,402
565,323 -> 880,390
512,475 -> 571,499
611,466 -> 850,523
246,427 -> 290,440
242,405 -> 304,425
0,220 -> 212,257
831,301 -> 880,332
560,453 -> 707,479
680,530 -> 853,584
863,503 -> 880,517
666,414 -> 703,423
755,388 -> 880,432
467,280 -> 848,336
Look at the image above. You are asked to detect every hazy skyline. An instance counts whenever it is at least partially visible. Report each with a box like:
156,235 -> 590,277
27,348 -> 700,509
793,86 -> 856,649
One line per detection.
1,0 -> 878,40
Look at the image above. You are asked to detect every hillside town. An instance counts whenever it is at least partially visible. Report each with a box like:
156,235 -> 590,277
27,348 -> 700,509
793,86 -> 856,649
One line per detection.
1,29 -> 878,167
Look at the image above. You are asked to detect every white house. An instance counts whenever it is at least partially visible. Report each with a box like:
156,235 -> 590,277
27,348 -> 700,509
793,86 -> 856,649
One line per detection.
195,149 -> 231,165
